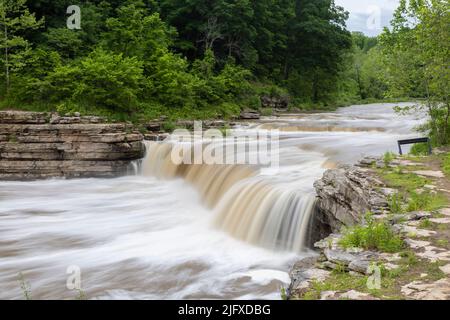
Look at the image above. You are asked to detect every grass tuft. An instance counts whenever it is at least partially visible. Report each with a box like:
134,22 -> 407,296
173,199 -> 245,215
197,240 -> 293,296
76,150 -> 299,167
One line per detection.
340,214 -> 404,253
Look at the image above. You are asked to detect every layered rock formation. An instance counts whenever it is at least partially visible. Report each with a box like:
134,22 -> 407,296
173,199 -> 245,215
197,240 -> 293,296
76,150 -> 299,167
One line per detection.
309,162 -> 389,242
0,111 -> 145,180
260,95 -> 289,110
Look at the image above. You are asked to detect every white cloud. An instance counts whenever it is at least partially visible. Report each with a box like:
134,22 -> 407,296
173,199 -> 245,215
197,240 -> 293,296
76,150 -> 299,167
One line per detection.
335,0 -> 400,35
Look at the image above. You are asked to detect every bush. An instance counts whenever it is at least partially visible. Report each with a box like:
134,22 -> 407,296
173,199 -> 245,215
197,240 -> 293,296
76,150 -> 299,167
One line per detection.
47,49 -> 144,113
410,143 -> 429,156
340,214 -> 404,253
388,193 -> 403,214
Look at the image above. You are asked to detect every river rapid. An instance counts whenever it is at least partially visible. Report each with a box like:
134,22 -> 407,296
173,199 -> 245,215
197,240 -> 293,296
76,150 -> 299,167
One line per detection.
0,103 -> 423,299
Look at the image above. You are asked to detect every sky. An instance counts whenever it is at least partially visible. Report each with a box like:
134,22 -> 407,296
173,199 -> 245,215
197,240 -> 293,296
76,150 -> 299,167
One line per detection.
335,0 -> 400,36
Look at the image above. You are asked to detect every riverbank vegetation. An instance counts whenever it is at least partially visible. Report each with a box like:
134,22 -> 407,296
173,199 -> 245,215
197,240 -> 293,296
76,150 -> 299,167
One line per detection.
0,1 -> 448,144
340,214 -> 405,253
296,151 -> 450,300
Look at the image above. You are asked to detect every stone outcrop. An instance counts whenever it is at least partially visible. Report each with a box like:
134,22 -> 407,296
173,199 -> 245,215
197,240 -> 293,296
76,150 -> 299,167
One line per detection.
240,109 -> 261,120
260,95 -> 289,110
310,162 -> 389,240
0,111 -> 145,180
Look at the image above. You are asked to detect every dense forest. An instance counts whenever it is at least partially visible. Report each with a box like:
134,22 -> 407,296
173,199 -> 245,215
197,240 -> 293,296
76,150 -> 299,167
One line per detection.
0,0 -> 448,144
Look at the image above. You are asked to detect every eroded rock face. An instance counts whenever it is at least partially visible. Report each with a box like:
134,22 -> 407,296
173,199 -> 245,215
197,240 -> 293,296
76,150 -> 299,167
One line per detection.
311,164 -> 389,240
0,111 -> 145,180
260,95 -> 289,110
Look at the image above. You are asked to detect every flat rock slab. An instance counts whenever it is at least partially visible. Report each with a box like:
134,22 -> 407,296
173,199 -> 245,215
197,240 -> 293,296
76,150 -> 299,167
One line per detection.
392,160 -> 423,167
416,246 -> 450,262
430,218 -> 450,224
289,267 -> 331,297
401,279 -> 450,300
323,249 -> 378,274
412,170 -> 445,178
439,264 -> 450,275
405,238 -> 431,249
321,290 -> 379,300
314,234 -> 342,250
380,252 -> 402,262
398,225 -> 437,237
439,208 -> 450,216
384,263 -> 400,270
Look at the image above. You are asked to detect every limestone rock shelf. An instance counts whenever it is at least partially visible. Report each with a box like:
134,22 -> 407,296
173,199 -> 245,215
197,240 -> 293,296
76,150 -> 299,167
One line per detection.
0,111 -> 145,180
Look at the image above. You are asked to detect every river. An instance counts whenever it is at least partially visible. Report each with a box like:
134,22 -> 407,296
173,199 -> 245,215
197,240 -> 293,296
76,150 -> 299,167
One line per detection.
0,103 -> 423,299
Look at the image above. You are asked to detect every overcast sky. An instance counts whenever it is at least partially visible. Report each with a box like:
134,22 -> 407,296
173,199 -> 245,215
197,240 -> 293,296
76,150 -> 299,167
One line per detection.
335,0 -> 400,36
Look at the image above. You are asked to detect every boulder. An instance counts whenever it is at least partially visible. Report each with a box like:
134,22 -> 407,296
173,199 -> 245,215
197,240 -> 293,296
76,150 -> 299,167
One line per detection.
322,249 -> 378,274
311,165 -> 389,239
146,121 -> 161,132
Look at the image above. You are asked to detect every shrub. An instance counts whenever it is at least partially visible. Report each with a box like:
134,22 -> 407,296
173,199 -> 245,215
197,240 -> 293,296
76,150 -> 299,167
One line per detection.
388,193 -> 403,214
47,49 -> 144,113
410,143 -> 429,156
383,151 -> 395,167
340,214 -> 404,253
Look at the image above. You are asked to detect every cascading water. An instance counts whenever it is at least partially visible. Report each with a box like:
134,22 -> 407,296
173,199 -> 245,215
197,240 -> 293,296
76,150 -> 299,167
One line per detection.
0,103 -> 425,299
141,140 -> 317,252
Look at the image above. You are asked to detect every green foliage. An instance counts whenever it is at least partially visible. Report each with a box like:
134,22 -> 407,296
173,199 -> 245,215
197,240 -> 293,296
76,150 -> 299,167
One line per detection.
399,250 -> 419,266
48,48 -> 144,113
388,193 -> 403,214
406,191 -> 448,212
410,143 -> 429,156
340,214 -> 404,253
380,0 -> 450,146
442,153 -> 450,176
0,0 -> 44,93
280,287 -> 287,300
4,0 -> 443,121
383,152 -> 396,167
382,171 -> 429,192
301,273 -> 369,300
419,219 -> 432,229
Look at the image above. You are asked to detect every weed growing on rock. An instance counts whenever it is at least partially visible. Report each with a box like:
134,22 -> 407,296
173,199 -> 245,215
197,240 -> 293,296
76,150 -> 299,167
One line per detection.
340,215 -> 404,253
383,152 -> 396,167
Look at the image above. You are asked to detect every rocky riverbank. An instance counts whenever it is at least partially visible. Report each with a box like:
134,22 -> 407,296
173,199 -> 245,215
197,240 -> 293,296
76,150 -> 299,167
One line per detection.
0,111 -> 145,180
289,153 -> 450,300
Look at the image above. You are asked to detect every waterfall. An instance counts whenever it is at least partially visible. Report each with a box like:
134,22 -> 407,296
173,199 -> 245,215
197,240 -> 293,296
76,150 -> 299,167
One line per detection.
140,140 -> 316,252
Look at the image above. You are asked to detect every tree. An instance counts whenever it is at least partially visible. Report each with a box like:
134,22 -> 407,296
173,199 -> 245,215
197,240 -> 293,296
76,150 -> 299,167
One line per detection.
47,48 -> 145,113
283,0 -> 352,103
0,0 -> 43,94
103,1 -> 175,60
380,0 -> 450,144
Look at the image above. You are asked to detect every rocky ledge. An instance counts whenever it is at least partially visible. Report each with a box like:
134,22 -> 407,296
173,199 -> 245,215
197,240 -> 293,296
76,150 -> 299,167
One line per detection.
309,161 -> 390,243
0,111 -> 145,180
289,155 -> 450,300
